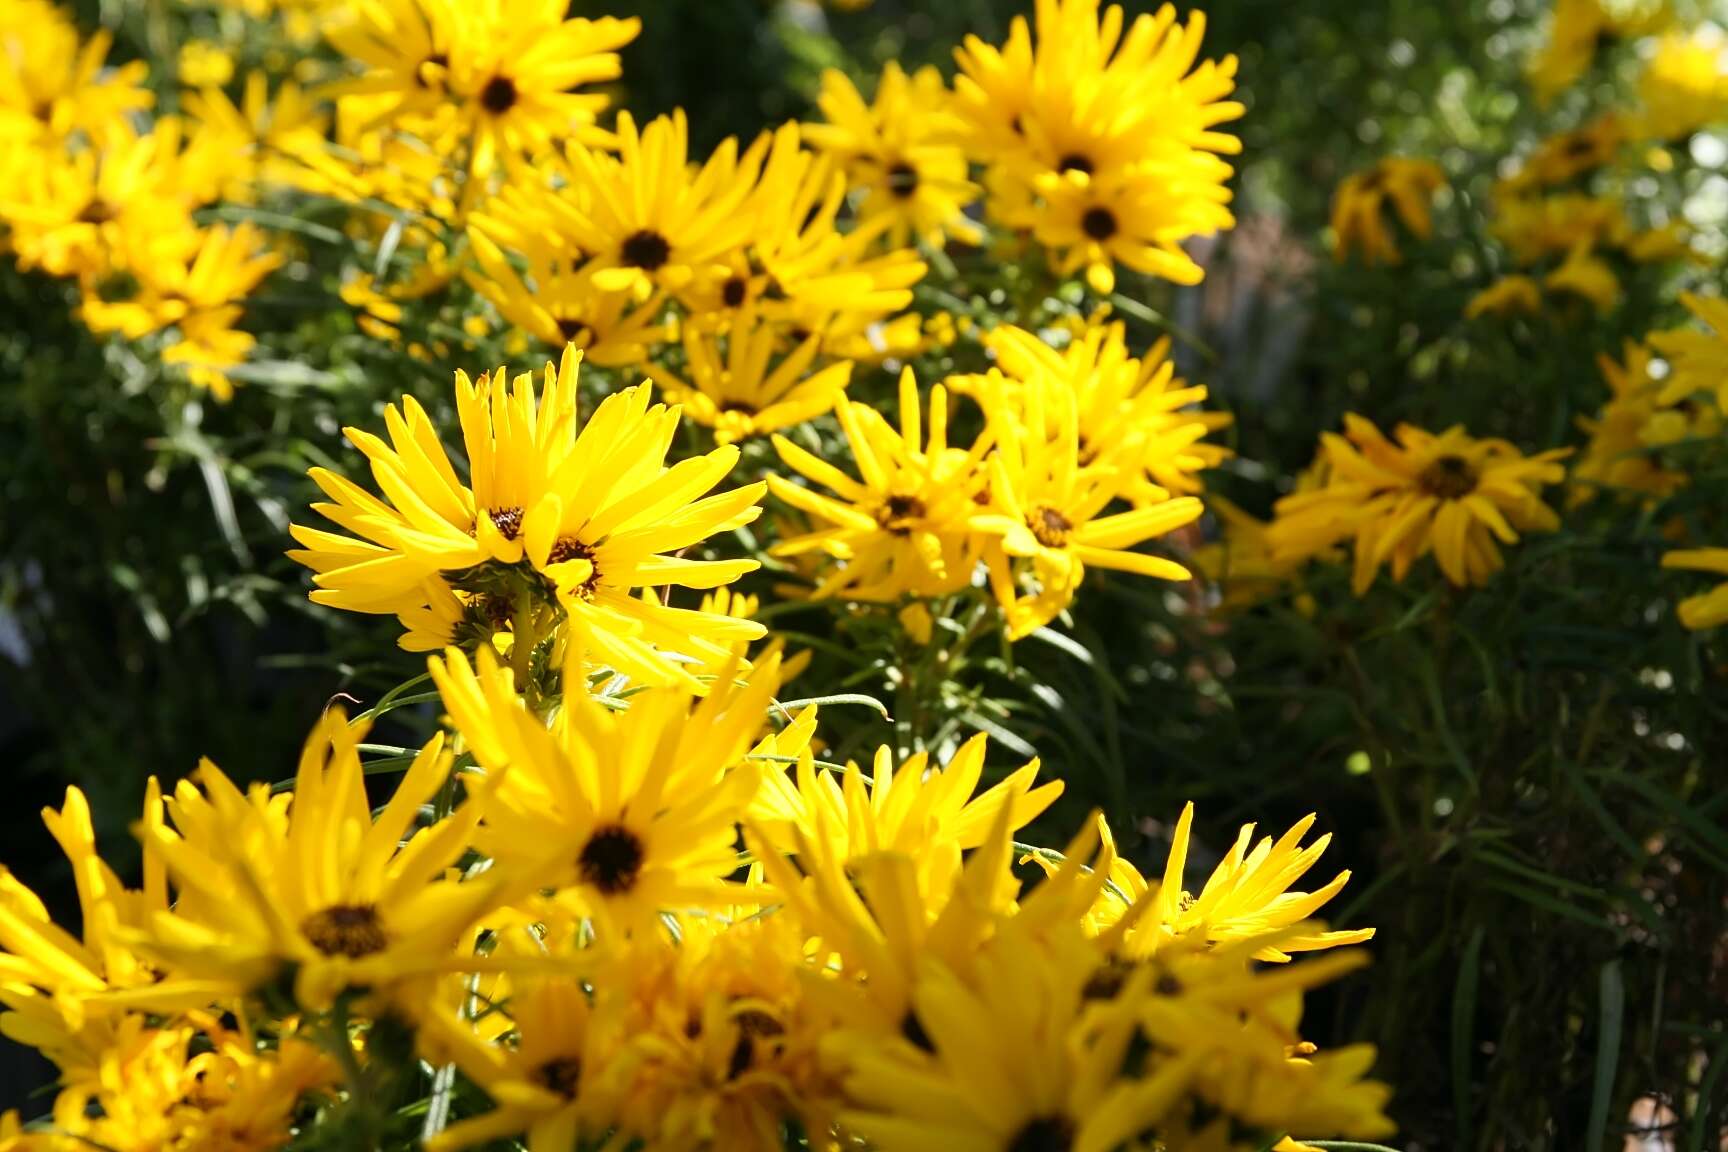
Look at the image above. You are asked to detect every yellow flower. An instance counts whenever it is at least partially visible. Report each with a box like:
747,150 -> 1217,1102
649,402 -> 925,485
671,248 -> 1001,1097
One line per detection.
749,735 -> 1063,901
0,121 -> 200,281
1502,114 -> 1624,192
831,912 -> 1395,1152
466,228 -> 670,366
744,784 -> 1025,1036
994,155 -> 1232,293
1543,242 -> 1620,314
607,917 -> 837,1152
0,784 -> 169,1079
1651,292 -> 1728,411
325,0 -> 639,174
1191,495 -> 1315,612
1636,29 -> 1728,140
1464,274 -> 1543,319
420,971 -> 624,1152
952,0 -> 1242,293
181,72 -> 330,201
644,307 -> 854,444
1528,0 -> 1668,105
288,348 -> 767,687
953,0 -> 1242,182
429,643 -> 778,935
1662,548 -> 1728,630
1148,803 -> 1374,962
1491,192 -> 1628,266
1572,341 -> 1707,504
971,378 -> 1202,639
177,40 -> 235,89
958,320 -> 1230,502
1330,157 -> 1444,266
831,918 -> 1172,1152
680,122 -> 927,345
448,2 -> 639,175
1268,414 -> 1568,595
546,110 -> 761,300
127,710 -> 504,1012
0,1 -> 151,145
42,1017 -> 335,1152
767,371 -> 993,601
805,63 -> 981,247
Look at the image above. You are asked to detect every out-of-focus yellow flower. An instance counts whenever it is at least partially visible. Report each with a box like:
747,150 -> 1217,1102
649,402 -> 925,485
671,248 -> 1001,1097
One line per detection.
1502,114 -> 1624,192
41,1017 -> 335,1152
1330,157 -> 1445,266
1572,341 -> 1712,505
0,0 -> 152,145
1652,292 -> 1728,411
1637,29 -> 1728,141
1464,274 -> 1544,319
182,72 -> 330,200
1543,242 -> 1620,314
1268,415 -> 1568,595
1662,548 -> 1728,630
644,308 -> 853,444
806,63 -> 980,248
1491,192 -> 1629,265
1527,0 -> 1669,106
955,321 -> 1230,504
177,40 -> 235,89
466,229 -> 670,366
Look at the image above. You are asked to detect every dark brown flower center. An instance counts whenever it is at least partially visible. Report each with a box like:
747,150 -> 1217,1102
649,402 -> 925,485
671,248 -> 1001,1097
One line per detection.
1080,206 -> 1117,241
1007,1115 -> 1076,1152
721,276 -> 748,308
533,1055 -> 583,1097
1417,453 -> 1478,500
621,229 -> 671,271
1058,152 -> 1093,176
1028,504 -> 1072,548
876,493 -> 926,535
78,200 -> 116,225
726,1009 -> 784,1079
480,74 -> 518,114
301,903 -> 389,958
1081,957 -> 1138,1001
555,317 -> 591,344
546,536 -> 600,598
488,506 -> 524,540
578,823 -> 645,895
886,162 -> 919,198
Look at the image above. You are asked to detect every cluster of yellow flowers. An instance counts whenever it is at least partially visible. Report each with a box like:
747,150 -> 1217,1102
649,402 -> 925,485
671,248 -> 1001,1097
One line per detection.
0,639 -> 1393,1151
0,0 -> 299,397
0,0 -> 1417,1148
1280,0 -> 1728,620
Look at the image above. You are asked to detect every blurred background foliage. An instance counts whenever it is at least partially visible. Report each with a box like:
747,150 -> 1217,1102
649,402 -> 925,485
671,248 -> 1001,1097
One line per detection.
3,0 -> 1726,1147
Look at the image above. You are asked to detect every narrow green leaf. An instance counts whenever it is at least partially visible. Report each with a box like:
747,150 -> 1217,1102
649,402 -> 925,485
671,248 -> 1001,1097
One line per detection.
1586,959 -> 1625,1152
